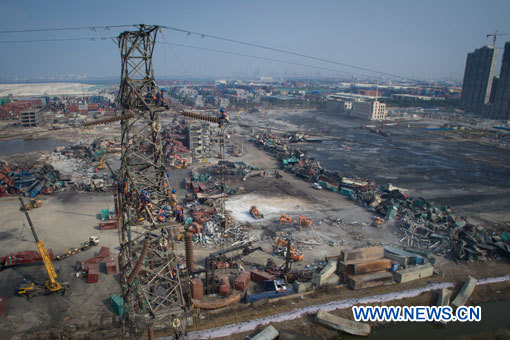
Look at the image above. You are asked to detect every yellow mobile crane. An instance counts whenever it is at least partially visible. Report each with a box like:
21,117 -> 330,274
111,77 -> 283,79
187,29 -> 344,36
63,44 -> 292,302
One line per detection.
18,197 -> 67,298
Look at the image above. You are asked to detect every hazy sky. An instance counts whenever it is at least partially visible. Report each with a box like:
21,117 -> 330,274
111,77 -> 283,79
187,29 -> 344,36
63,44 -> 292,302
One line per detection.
0,0 -> 509,81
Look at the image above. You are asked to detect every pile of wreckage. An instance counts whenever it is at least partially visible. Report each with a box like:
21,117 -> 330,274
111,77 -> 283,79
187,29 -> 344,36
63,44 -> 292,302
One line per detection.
184,161 -> 277,198
250,132 -> 510,262
0,161 -> 69,197
47,140 -> 116,192
350,184 -> 510,261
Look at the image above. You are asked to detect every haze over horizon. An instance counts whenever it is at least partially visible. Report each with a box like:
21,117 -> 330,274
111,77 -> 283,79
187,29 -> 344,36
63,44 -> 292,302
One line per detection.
0,0 -> 509,82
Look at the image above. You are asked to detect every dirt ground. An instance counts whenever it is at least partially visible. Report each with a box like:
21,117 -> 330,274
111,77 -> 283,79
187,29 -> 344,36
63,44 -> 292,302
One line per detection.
0,192 -> 121,339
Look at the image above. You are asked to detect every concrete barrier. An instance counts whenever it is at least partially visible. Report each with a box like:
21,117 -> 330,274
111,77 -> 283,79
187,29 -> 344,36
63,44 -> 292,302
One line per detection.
315,309 -> 370,336
451,276 -> 477,308
394,263 -> 434,283
436,287 -> 452,306
313,260 -> 338,286
250,324 -> 279,340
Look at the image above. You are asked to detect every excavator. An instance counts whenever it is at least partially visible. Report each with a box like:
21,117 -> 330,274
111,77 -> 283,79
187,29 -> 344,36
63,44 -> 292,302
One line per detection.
372,217 -> 385,228
298,215 -> 313,228
95,157 -> 106,171
274,237 -> 304,261
17,197 -> 68,298
169,154 -> 188,169
280,213 -> 293,225
249,205 -> 264,219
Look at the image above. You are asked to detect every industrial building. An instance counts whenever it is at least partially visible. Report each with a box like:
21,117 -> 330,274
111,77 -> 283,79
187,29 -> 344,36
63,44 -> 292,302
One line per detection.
491,42 -> 510,120
326,99 -> 352,115
19,109 -> 39,127
460,46 -> 498,115
352,100 -> 387,120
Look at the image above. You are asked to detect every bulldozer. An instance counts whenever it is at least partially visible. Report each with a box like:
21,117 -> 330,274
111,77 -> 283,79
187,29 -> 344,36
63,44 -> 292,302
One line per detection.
280,214 -> 293,225
249,205 -> 263,219
20,199 -> 42,211
298,215 -> 312,228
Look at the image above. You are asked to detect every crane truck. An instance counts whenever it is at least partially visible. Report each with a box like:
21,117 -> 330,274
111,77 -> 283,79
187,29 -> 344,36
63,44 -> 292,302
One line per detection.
17,197 -> 68,298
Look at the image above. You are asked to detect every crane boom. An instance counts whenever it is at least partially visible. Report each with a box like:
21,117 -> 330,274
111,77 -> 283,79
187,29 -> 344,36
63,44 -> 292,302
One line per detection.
19,197 -> 62,294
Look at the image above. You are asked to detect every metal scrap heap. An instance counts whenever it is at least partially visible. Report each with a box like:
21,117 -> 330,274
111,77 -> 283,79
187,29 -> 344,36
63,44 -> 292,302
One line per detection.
250,131 -> 510,262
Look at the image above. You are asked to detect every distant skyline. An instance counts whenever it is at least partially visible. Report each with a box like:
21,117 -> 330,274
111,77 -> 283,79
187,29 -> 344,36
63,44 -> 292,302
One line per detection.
0,0 -> 509,82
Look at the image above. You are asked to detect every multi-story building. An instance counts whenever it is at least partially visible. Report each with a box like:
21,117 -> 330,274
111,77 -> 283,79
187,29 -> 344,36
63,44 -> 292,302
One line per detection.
491,42 -> 510,120
461,46 -> 498,115
352,100 -> 387,120
19,110 -> 38,127
326,99 -> 352,115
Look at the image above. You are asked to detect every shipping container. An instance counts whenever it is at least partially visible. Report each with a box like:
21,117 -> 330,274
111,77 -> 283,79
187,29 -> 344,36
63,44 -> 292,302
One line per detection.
105,257 -> 117,274
1,249 -> 55,267
234,271 -> 250,291
99,221 -> 118,230
347,271 -> 393,290
88,263 -> 99,283
110,294 -> 124,316
219,276 -> 230,296
245,286 -> 294,303
190,278 -> 204,299
250,270 -> 275,285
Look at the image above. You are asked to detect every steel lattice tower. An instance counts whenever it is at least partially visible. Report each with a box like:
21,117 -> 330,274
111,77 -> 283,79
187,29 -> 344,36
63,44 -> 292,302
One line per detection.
116,25 -> 186,339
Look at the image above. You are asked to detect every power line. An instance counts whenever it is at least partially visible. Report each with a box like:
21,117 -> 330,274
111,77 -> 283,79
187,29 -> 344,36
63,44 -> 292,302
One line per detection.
160,25 -> 414,81
158,41 -> 365,77
0,25 -> 135,34
0,23 -> 420,81
0,36 -> 116,43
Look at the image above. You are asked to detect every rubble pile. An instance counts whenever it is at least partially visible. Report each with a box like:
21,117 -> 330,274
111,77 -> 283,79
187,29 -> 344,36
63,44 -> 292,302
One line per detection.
250,131 -> 510,262
352,186 -> 510,261
0,161 -> 68,197
46,139 -> 117,192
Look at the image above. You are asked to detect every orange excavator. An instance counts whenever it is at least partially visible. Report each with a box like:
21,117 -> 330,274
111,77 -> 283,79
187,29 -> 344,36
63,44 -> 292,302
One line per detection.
274,237 -> 304,261
298,215 -> 312,228
280,214 -> 293,225
249,205 -> 264,219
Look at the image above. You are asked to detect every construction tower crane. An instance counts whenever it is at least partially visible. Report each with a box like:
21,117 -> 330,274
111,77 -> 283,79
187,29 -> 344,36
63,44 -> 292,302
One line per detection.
17,197 -> 67,298
487,31 -> 510,47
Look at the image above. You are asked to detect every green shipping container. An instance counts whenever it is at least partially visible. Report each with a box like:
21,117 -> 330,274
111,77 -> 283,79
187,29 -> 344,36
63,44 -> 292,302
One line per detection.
110,294 -> 124,316
340,187 -> 354,197
101,209 -> 110,221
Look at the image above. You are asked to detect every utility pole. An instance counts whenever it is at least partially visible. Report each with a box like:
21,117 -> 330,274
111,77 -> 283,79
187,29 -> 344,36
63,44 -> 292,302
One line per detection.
116,25 -> 186,340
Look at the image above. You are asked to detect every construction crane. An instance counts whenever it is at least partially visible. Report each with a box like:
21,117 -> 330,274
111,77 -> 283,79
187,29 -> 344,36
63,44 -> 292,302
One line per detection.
487,31 -> 510,47
17,197 -> 67,298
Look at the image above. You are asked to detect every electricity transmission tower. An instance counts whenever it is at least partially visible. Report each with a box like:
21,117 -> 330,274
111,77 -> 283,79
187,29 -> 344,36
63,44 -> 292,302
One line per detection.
115,24 -> 186,339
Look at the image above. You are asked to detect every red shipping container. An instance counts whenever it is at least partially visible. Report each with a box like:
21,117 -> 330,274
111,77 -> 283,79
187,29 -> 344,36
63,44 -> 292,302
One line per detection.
84,246 -> 110,265
219,284 -> 230,296
191,182 -> 200,194
0,296 -> 5,318
190,278 -> 204,299
219,276 -> 230,296
1,249 -> 55,267
99,221 -> 118,230
234,271 -> 250,291
250,270 -> 275,285
0,186 -> 6,197
88,263 -> 99,283
105,257 -> 117,274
